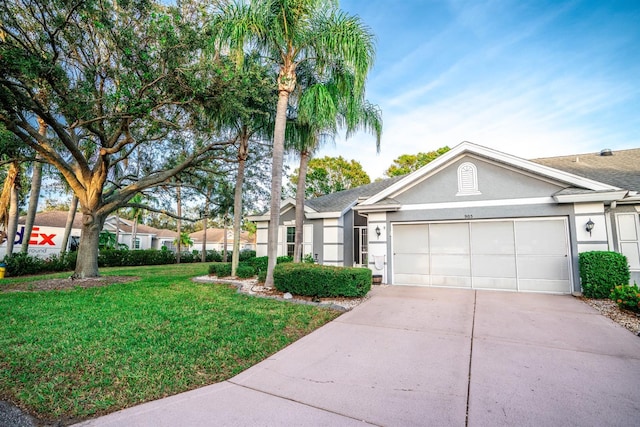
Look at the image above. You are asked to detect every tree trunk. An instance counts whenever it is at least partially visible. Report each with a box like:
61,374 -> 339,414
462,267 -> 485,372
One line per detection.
293,150 -> 310,263
265,89 -> 292,287
6,170 -> 20,256
115,213 -> 120,246
60,195 -> 79,254
0,161 -> 19,232
201,198 -> 209,263
176,183 -> 182,264
73,211 -> 105,278
21,154 -> 44,254
232,132 -> 249,276
132,213 -> 138,249
222,213 -> 228,262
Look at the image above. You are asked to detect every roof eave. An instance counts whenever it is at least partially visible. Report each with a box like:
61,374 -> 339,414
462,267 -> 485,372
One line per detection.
554,190 -> 628,203
353,204 -> 402,213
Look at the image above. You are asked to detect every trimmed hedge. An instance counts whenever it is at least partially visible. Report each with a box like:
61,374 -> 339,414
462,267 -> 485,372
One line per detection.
98,249 -> 176,267
2,252 -> 78,277
273,263 -> 371,298
208,262 -> 256,278
579,251 -> 630,298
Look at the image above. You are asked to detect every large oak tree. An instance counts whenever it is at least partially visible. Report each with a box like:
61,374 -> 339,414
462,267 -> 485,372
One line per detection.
0,0 -> 235,277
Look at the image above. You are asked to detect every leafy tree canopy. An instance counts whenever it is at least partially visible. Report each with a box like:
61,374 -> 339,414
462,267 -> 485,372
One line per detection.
0,0 -> 259,277
290,155 -> 370,198
384,146 -> 451,177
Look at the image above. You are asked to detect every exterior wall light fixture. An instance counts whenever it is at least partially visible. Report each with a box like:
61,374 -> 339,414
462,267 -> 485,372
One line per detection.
586,218 -> 595,236
375,225 -> 381,239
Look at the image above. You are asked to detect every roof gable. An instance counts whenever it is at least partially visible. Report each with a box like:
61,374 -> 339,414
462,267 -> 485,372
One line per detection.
360,142 -> 621,206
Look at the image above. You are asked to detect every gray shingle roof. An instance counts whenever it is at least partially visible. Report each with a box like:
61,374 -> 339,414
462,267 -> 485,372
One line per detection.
533,148 -> 640,192
305,175 -> 406,212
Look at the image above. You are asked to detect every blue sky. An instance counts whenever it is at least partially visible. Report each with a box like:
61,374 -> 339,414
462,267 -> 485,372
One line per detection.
315,0 -> 640,179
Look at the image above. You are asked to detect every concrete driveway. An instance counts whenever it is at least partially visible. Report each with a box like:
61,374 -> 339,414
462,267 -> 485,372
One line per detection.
79,286 -> 640,426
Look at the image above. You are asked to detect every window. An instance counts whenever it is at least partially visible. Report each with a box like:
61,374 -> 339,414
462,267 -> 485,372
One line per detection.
457,162 -> 481,196
286,226 -> 295,257
134,238 -> 141,249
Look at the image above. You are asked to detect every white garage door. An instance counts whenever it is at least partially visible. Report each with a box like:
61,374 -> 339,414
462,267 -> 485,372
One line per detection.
393,218 -> 572,293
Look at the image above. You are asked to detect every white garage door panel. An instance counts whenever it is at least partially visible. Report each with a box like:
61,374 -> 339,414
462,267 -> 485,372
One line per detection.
394,225 -> 428,253
515,220 -> 567,255
431,255 -> 470,276
395,273 -> 431,285
473,277 -> 518,290
470,222 -> 515,254
519,279 -> 569,293
471,254 -> 516,278
395,254 -> 430,275
392,218 -> 571,293
430,223 -> 469,254
517,256 -> 570,280
430,275 -> 472,288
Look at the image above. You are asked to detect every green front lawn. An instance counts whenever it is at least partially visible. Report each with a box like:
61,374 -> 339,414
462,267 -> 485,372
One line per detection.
0,264 -> 341,423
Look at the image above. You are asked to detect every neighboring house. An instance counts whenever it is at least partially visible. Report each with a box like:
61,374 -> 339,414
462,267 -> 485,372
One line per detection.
189,228 -> 256,253
0,211 -> 181,258
250,142 -> 640,293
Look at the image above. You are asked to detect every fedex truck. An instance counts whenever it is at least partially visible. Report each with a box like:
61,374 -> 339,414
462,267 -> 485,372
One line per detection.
0,225 -> 78,259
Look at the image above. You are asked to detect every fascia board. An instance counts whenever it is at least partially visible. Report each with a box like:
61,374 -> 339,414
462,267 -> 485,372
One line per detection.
554,190 -> 628,203
352,204 -> 402,213
305,211 -> 342,219
360,141 -> 620,206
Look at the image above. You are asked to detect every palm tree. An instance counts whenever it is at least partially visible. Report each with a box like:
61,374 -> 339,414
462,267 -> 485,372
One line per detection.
213,0 -> 376,286
288,68 -> 382,262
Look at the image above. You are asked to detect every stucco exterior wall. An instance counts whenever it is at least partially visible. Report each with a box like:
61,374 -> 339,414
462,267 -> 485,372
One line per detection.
393,156 -> 564,204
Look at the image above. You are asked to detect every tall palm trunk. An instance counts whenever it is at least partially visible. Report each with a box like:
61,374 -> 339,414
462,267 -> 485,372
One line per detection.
5,165 -> 21,256
21,123 -> 45,254
131,213 -> 139,249
265,84 -> 294,287
293,150 -> 310,263
231,129 -> 249,276
0,161 -> 19,233
60,195 -> 79,254
201,191 -> 209,263
223,215 -> 228,262
176,183 -> 182,264
115,213 -> 120,246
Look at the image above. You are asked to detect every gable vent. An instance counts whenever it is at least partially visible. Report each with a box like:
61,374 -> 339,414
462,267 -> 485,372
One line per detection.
456,162 -> 481,196
600,148 -> 613,156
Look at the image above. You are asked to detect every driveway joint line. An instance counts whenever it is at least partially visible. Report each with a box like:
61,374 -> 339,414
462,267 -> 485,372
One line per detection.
465,290 -> 477,427
227,381 -> 382,426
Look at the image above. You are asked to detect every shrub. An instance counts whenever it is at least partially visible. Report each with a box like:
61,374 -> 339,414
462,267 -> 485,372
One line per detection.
239,250 -> 256,262
610,283 -> 640,313
247,255 -> 292,275
257,269 -> 267,283
302,253 -> 315,264
3,253 -> 46,276
236,263 -> 256,278
273,263 -> 371,298
205,250 -> 223,262
209,262 -> 232,277
579,251 -> 630,298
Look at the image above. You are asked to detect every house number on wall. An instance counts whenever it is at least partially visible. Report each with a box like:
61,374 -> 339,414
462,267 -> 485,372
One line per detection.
464,214 -> 473,219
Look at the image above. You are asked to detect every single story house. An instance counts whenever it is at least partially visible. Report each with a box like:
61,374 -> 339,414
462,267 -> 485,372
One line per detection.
249,142 -> 640,293
189,228 -> 256,253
